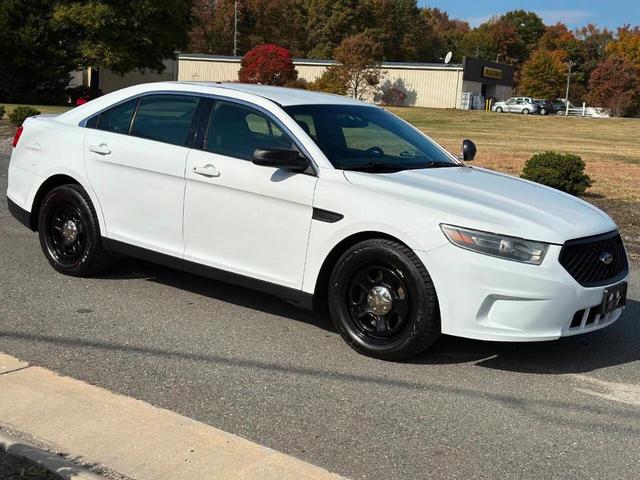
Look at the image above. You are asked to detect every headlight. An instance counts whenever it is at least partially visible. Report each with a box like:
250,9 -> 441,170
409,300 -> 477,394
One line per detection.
440,225 -> 549,265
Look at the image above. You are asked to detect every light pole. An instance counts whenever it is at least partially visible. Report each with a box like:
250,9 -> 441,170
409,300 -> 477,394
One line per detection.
565,60 -> 575,116
233,1 -> 239,57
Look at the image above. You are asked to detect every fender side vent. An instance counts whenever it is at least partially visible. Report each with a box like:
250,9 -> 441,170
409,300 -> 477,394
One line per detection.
312,208 -> 344,223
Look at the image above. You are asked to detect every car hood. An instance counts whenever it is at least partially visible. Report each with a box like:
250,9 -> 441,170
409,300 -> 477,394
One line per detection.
343,166 -> 616,244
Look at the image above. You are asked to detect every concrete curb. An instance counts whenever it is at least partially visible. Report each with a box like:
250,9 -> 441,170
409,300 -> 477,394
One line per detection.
0,429 -> 106,480
0,352 -> 347,480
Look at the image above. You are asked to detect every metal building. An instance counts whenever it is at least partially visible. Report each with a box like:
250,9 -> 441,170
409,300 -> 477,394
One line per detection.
177,54 -> 514,109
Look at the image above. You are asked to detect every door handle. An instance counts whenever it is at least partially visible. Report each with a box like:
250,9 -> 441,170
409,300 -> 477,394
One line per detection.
193,164 -> 221,178
89,144 -> 111,156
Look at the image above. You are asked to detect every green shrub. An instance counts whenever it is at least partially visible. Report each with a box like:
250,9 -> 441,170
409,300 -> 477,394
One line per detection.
521,151 -> 592,196
0,105 -> 5,119
8,106 -> 41,126
309,66 -> 348,95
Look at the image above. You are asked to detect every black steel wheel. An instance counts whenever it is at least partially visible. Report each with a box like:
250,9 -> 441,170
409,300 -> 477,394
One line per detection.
328,239 -> 440,360
38,184 -> 110,276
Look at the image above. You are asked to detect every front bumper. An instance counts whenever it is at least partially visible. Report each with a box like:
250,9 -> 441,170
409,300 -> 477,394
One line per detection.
417,243 -> 628,342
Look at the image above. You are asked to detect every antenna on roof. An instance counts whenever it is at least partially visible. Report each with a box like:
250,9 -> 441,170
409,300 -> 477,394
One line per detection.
444,51 -> 453,64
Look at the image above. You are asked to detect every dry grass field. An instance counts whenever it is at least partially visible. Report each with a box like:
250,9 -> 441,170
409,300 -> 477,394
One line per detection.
1,103 -> 638,259
391,107 -> 640,260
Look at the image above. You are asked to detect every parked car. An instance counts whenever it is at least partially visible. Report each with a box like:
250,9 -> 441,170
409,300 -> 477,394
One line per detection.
492,97 -> 538,114
7,83 -> 629,360
551,99 -> 567,113
533,99 -> 558,115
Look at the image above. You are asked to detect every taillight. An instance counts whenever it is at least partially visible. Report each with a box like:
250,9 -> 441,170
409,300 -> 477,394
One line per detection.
12,126 -> 23,148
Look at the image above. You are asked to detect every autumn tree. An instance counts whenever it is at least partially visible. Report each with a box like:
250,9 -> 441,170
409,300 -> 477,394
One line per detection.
575,24 -> 613,78
461,18 -> 524,64
238,44 -> 298,86
606,26 -> 640,66
421,8 -> 470,63
306,0 -> 370,58
367,0 -> 436,61
189,0 -> 238,55
502,10 -> 545,53
588,55 -> 640,117
521,49 -> 567,98
244,0 -> 309,56
332,33 -> 383,100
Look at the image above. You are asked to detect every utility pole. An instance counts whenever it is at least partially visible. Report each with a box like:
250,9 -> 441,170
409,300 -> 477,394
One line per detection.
233,1 -> 239,57
565,60 -> 575,116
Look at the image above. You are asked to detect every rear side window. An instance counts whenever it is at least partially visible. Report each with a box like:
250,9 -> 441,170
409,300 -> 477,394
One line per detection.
92,99 -> 138,134
130,95 -> 200,146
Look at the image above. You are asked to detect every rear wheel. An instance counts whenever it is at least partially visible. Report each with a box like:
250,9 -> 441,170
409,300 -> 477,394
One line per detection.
522,108 -> 530,115
38,184 -> 111,276
328,239 -> 440,360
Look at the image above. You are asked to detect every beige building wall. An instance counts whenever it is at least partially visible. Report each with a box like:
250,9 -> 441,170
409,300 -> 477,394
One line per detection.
99,59 -> 179,93
178,56 -> 465,109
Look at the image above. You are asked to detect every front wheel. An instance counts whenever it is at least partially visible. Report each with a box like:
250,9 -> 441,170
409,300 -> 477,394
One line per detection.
495,107 -> 503,113
328,239 -> 440,360
38,184 -> 111,276
540,108 -> 547,115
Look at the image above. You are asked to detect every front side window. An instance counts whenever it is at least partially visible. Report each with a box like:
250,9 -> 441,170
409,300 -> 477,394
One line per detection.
130,95 -> 200,146
205,101 -> 293,160
284,105 -> 458,172
91,98 -> 139,134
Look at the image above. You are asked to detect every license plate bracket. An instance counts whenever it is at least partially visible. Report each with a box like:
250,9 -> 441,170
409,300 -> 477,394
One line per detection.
600,282 -> 627,315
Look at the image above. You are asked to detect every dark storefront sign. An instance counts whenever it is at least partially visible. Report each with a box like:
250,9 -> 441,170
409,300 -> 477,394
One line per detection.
463,58 -> 514,86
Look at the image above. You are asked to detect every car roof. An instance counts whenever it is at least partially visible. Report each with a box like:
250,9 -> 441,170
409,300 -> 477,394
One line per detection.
178,81 -> 369,107
56,81 -> 373,125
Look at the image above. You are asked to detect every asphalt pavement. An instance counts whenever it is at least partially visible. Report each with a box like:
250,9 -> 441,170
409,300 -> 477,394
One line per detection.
1,152 -> 639,479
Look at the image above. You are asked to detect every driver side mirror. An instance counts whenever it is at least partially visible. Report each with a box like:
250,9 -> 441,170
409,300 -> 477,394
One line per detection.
252,149 -> 309,173
461,139 -> 476,161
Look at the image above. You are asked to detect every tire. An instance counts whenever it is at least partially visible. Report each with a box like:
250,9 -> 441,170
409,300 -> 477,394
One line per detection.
495,107 -> 503,113
328,239 -> 440,360
38,184 -> 111,277
540,108 -> 547,115
522,108 -> 529,115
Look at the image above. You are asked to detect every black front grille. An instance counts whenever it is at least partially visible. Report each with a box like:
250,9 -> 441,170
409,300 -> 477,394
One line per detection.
559,231 -> 628,287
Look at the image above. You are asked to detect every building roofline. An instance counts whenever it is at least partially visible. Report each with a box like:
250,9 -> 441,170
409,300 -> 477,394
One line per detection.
178,53 -> 463,71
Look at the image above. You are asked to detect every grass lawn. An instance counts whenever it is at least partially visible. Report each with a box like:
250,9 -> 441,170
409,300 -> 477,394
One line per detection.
391,107 -> 640,260
0,104 -> 71,139
1,103 -> 71,115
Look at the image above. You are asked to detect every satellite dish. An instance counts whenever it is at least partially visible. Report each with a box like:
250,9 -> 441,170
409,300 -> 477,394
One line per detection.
444,51 -> 453,64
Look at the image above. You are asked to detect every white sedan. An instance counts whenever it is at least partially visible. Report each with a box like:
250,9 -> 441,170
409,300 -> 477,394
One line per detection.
7,82 -> 629,360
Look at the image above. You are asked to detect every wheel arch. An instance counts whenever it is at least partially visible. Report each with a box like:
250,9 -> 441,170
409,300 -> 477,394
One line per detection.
29,174 -> 82,231
310,231 -> 414,313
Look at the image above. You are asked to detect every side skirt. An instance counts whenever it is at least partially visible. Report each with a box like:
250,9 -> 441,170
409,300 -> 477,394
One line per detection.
103,238 -> 315,310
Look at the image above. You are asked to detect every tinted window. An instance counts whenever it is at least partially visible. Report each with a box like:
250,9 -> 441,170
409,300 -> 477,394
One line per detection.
94,99 -> 138,134
205,102 -> 293,160
285,105 -> 457,171
130,95 -> 200,146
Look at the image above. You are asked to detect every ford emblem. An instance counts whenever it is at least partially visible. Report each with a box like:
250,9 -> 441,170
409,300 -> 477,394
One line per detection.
599,252 -> 614,265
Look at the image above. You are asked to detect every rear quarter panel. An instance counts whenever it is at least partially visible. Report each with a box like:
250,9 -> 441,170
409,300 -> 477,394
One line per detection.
7,117 -> 106,232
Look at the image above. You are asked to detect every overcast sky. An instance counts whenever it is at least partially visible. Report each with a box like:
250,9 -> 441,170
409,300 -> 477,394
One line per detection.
418,0 -> 639,30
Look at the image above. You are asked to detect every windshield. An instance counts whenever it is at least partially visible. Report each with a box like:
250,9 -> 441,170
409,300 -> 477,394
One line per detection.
283,105 -> 459,172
